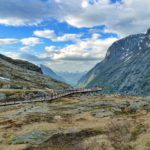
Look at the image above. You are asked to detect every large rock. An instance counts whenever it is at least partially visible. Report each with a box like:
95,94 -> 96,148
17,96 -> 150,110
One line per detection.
12,131 -> 51,144
0,93 -> 6,101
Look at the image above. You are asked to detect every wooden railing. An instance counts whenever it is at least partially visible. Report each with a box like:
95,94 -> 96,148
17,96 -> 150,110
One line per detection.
0,87 -> 102,106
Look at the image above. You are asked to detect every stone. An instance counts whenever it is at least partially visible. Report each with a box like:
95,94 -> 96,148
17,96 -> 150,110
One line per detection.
128,101 -> 150,111
92,109 -> 114,118
0,93 -> 6,101
54,115 -> 62,120
12,131 -> 50,144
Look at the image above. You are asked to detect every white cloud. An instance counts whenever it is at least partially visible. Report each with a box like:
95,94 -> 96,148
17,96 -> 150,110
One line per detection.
81,0 -> 89,8
1,51 -> 20,59
56,33 -> 81,42
34,29 -> 81,42
0,38 -> 19,45
0,0 -> 149,35
45,34 -> 118,61
20,46 -> 31,52
0,37 -> 42,51
21,37 -> 41,46
20,37 -> 42,51
0,0 -> 50,26
34,30 -> 56,39
55,0 -> 150,35
45,46 -> 59,53
0,18 -> 41,26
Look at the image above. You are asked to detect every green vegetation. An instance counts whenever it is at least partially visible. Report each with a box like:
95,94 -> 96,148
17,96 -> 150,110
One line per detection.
0,54 -> 69,89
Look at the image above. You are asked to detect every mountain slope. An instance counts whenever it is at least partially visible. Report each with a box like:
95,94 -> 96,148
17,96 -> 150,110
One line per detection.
0,54 -> 69,89
0,54 -> 42,74
78,28 -> 150,96
40,64 -> 65,83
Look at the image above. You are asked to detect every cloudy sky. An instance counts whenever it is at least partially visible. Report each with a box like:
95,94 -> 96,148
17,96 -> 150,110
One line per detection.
0,0 -> 150,72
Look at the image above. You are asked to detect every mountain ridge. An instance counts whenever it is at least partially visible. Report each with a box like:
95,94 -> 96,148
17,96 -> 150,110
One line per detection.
78,28 -> 150,96
0,54 -> 43,74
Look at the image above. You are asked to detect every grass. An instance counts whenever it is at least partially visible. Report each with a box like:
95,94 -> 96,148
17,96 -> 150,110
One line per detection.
0,94 -> 149,150
106,119 -> 147,150
24,113 -> 54,124
34,128 -> 106,150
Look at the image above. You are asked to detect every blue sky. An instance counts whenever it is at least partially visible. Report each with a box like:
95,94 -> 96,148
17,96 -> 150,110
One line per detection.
0,0 -> 149,72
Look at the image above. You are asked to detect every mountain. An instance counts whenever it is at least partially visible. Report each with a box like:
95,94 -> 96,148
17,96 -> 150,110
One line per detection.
58,71 -> 86,86
0,54 -> 42,74
0,54 -> 69,89
40,64 -> 65,83
78,28 -> 150,96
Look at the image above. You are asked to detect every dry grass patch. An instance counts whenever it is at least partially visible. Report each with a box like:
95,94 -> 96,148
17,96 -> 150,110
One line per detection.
107,119 -> 147,150
34,128 -> 106,150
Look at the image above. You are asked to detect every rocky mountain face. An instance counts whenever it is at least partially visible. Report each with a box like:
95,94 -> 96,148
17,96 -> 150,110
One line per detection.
78,28 -> 150,96
0,54 -> 69,89
40,64 -> 65,83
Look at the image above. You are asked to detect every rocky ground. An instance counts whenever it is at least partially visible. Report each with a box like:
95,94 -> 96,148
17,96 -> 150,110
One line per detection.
0,94 -> 150,150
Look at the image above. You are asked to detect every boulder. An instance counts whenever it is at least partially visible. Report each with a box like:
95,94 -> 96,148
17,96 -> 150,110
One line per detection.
0,93 -> 6,101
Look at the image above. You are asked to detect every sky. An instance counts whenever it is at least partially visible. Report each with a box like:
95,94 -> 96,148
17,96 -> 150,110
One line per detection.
0,0 -> 150,72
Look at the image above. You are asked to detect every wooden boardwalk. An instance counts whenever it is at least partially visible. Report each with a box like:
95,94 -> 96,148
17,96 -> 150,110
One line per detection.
0,87 -> 102,106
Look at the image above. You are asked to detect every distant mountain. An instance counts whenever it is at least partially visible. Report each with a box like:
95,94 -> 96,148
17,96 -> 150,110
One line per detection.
57,71 -> 86,86
78,28 -> 150,96
0,54 -> 69,89
40,64 -> 65,83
